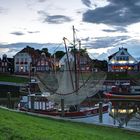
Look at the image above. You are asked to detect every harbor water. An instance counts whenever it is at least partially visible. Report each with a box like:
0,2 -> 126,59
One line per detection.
73,100 -> 140,131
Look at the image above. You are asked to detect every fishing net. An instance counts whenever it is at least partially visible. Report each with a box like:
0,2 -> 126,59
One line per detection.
36,57 -> 106,106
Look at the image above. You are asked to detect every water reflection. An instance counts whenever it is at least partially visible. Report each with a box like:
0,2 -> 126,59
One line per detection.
73,100 -> 140,131
109,100 -> 140,127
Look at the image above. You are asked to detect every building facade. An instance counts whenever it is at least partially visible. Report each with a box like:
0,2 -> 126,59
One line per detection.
60,52 -> 91,71
36,53 -> 52,72
108,48 -> 138,72
14,52 -> 32,74
14,46 -> 39,74
0,54 -> 14,73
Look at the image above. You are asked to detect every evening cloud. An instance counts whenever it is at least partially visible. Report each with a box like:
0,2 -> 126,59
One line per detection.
10,32 -> 25,36
38,10 -> 72,24
81,0 -> 92,8
83,0 -> 140,26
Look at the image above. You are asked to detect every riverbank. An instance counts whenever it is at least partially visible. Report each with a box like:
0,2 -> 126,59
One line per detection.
0,107 -> 140,140
0,73 -> 29,83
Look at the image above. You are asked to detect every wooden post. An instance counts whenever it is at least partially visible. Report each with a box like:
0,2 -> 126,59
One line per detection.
61,98 -> 65,117
125,103 -> 129,126
76,104 -> 80,112
7,92 -> 11,108
99,102 -> 103,123
30,96 -> 34,111
113,105 -> 116,125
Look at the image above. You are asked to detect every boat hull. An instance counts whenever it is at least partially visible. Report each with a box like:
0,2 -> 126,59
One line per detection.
104,92 -> 140,100
20,105 -> 108,118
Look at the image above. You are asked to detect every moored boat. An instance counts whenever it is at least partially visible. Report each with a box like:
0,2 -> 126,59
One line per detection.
105,92 -> 140,100
19,94 -> 108,118
104,83 -> 140,100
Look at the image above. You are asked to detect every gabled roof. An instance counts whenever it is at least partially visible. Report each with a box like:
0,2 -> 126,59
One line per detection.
108,47 -> 136,61
7,58 -> 14,63
108,52 -> 118,60
15,46 -> 40,58
60,51 -> 91,65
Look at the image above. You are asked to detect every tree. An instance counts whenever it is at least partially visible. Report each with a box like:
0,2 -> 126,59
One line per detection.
92,59 -> 107,71
79,48 -> 87,56
41,48 -> 51,57
70,48 -> 87,56
54,51 -> 65,59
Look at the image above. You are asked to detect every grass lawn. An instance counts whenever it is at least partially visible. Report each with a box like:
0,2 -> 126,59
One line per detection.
0,108 -> 140,140
107,72 -> 140,80
0,74 -> 29,83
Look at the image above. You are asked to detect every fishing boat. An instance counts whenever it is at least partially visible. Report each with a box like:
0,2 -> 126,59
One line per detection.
19,93 -> 108,118
104,82 -> 140,100
19,26 -> 108,118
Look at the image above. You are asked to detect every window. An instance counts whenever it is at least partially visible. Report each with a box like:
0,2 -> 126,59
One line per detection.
37,61 -> 40,65
116,56 -> 119,61
25,66 -> 28,72
41,60 -> 44,65
21,58 -> 24,62
121,51 -> 125,55
5,62 -> 7,66
16,58 -> 19,62
25,58 -> 27,62
16,66 -> 19,72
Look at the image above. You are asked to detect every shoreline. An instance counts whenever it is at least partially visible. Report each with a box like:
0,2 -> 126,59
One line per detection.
0,105 -> 140,133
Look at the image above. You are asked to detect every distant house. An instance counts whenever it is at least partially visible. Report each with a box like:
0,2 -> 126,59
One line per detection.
108,48 -> 138,72
59,52 -> 74,69
60,51 -> 91,71
0,54 -> 14,73
79,54 -> 91,71
14,51 -> 31,74
36,52 -> 52,72
14,46 -> 39,74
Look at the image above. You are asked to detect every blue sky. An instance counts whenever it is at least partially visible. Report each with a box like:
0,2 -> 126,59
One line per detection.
0,0 -> 140,60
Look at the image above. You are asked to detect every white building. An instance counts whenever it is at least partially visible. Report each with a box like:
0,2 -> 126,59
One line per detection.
108,48 -> 138,72
14,52 -> 32,74
60,52 -> 91,71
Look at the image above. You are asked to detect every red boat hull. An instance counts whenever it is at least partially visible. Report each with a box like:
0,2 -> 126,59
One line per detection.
20,105 -> 108,118
104,92 -> 140,100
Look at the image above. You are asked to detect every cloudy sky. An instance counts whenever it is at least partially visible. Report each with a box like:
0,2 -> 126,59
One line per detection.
0,0 -> 140,60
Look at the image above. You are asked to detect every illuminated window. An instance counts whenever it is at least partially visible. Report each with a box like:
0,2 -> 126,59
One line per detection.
21,66 -> 23,70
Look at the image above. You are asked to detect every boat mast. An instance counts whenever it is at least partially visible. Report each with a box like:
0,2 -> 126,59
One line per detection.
63,37 -> 75,90
72,25 -> 78,91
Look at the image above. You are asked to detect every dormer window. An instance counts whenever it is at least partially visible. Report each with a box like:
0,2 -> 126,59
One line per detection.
121,51 -> 125,55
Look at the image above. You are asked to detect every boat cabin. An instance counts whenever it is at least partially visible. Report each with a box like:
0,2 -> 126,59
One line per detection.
19,94 -> 55,111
